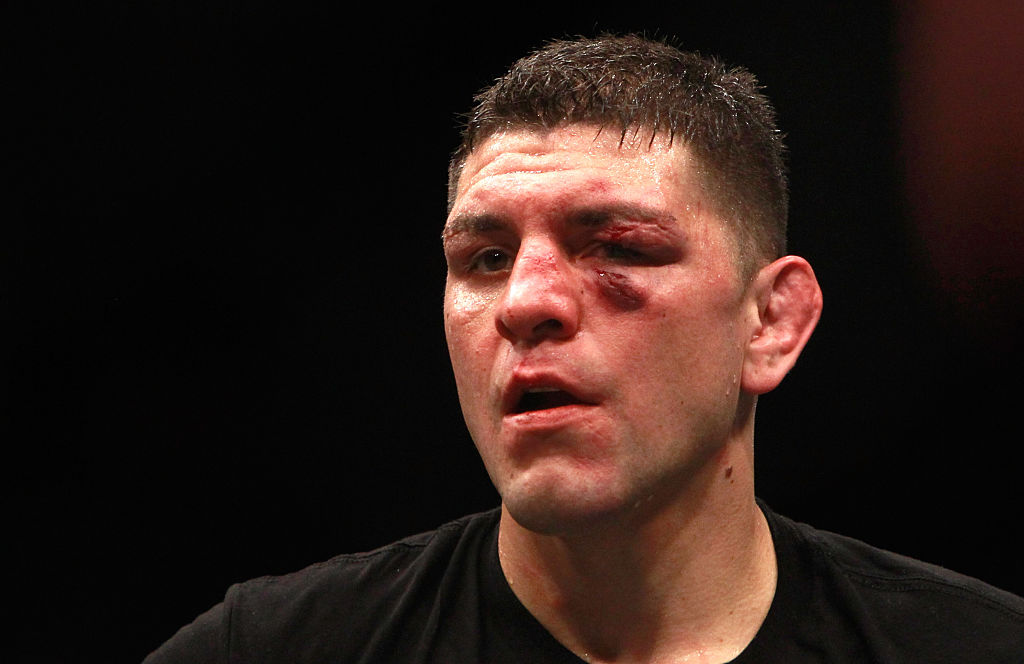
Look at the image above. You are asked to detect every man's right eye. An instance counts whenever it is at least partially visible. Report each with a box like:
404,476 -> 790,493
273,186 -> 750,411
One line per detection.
469,248 -> 513,273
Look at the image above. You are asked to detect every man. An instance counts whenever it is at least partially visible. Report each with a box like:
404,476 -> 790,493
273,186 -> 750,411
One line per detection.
145,34 -> 1024,663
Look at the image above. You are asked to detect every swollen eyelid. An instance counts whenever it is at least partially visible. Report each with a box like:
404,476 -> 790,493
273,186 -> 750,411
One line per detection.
600,244 -> 646,260
596,233 -> 684,265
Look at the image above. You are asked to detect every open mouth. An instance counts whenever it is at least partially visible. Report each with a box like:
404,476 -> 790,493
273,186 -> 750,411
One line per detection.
512,388 -> 587,414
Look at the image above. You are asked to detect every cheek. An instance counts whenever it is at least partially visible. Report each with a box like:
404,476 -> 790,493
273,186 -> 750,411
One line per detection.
444,284 -> 496,341
444,285 -> 503,401
614,277 -> 744,379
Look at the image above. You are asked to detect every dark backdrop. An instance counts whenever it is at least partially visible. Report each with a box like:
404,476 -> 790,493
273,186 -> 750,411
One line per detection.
9,2 -> 1023,662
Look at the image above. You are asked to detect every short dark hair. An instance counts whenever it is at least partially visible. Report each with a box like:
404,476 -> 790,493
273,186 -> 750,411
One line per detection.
448,34 -> 788,274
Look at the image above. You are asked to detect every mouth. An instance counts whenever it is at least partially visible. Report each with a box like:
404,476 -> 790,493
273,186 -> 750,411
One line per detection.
508,386 -> 593,415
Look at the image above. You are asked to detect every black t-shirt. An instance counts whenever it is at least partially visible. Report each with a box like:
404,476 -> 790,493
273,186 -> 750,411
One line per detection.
144,503 -> 1024,663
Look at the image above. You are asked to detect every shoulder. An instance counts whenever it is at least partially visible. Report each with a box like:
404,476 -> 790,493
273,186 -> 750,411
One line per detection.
808,522 -> 1024,617
233,508 -> 501,625
144,509 -> 501,664
768,506 -> 1024,660
238,508 -> 498,603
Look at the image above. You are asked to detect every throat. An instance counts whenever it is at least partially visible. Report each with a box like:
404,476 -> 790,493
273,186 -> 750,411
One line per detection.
496,493 -> 777,664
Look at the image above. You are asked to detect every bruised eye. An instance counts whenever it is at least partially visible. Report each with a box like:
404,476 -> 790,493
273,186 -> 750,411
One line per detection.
470,248 -> 513,273
596,243 -> 646,262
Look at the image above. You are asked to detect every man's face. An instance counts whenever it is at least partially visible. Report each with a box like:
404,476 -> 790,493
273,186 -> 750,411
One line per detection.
443,125 -> 761,534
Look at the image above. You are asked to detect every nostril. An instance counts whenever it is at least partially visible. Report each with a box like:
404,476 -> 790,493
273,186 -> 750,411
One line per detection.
498,311 -> 575,343
534,319 -> 563,334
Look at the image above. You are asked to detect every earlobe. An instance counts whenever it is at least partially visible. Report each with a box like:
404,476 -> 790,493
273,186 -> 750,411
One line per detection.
741,256 -> 823,395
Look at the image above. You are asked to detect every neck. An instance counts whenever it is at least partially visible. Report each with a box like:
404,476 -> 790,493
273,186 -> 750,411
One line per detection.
497,441 -> 776,664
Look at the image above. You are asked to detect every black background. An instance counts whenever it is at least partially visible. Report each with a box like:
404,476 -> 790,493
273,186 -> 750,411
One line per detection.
8,3 -> 1023,662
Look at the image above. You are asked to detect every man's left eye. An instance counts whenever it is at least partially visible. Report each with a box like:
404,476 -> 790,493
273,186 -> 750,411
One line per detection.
597,243 -> 645,262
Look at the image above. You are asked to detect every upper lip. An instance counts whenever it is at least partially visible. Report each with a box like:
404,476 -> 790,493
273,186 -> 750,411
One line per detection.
501,370 -> 598,415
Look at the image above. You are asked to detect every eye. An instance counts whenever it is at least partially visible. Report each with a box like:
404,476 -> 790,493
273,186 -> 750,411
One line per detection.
596,243 -> 646,263
469,248 -> 514,274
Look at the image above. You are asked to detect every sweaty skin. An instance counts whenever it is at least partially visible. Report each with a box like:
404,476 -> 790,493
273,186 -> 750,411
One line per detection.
443,123 -> 758,537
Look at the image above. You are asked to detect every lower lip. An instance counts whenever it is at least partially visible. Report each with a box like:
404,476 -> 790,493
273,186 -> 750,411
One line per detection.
503,404 -> 599,429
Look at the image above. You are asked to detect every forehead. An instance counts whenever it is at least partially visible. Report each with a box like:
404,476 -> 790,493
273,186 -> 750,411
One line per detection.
450,125 -> 702,220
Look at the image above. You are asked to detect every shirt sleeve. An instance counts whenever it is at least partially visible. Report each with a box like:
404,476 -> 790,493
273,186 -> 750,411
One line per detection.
142,594 -> 232,664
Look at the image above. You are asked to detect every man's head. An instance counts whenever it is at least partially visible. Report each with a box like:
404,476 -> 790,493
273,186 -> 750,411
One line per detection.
442,35 -> 821,534
449,34 -> 789,280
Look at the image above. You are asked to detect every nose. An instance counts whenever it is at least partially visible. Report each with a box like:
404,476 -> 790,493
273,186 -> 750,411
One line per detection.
497,241 -> 581,343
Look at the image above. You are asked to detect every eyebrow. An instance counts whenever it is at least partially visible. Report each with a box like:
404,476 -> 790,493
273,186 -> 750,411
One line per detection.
442,213 -> 509,240
567,203 -> 678,229
442,203 -> 679,241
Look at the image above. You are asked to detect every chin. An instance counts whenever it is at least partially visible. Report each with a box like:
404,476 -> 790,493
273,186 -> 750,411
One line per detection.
498,469 -> 637,536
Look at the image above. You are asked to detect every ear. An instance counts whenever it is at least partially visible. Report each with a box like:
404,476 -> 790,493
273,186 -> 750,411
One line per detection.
741,255 -> 823,395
